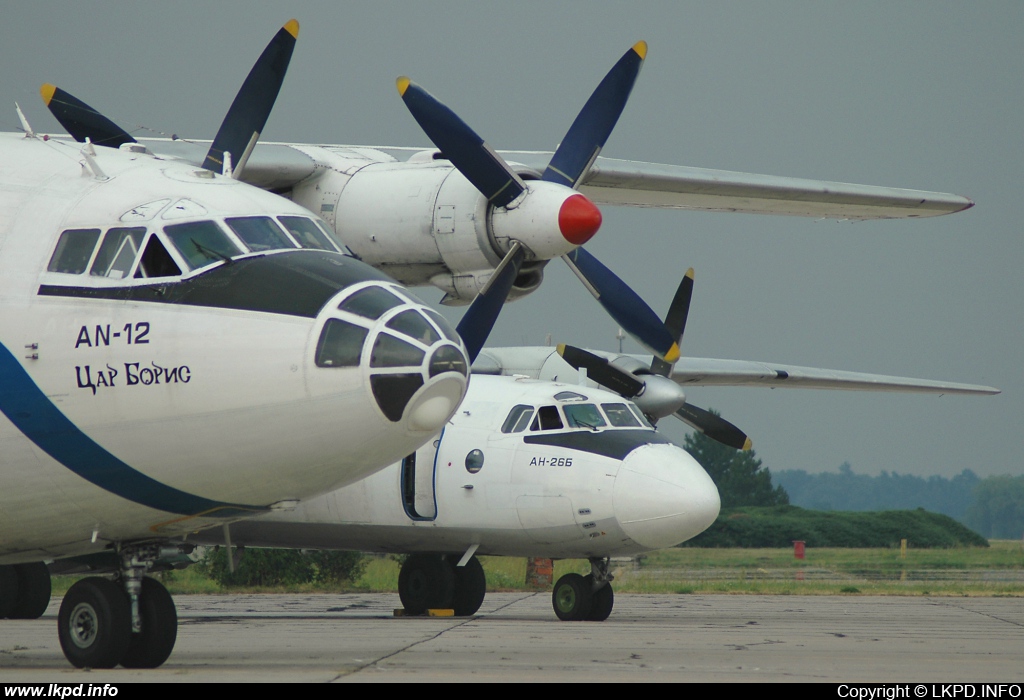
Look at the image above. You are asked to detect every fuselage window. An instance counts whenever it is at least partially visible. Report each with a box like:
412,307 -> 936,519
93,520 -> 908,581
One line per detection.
225,216 -> 296,252
315,318 -> 368,367
164,220 -> 241,271
530,405 -> 564,431
501,405 -> 535,433
563,403 -> 607,430
134,234 -> 182,278
278,215 -> 343,252
90,227 -> 146,279
47,228 -> 101,274
602,402 -> 642,428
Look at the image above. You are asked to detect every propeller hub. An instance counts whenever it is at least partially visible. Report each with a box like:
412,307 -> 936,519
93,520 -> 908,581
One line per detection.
558,193 -> 602,245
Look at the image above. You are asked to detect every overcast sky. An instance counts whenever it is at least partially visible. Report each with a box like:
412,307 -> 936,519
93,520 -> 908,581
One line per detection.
3,2 -> 1019,479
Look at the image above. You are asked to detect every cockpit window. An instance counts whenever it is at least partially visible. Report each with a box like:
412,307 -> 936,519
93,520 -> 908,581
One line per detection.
164,220 -> 241,271
530,405 -> 563,431
629,403 -> 654,428
422,309 -> 461,344
387,310 -> 441,345
226,216 -> 296,252
501,405 -> 534,433
48,229 -> 101,274
278,215 -> 342,252
90,227 -> 146,278
339,286 -> 404,319
602,403 -> 642,427
316,319 -> 368,367
554,391 -> 588,402
370,333 -> 425,368
563,403 -> 606,430
134,234 -> 182,278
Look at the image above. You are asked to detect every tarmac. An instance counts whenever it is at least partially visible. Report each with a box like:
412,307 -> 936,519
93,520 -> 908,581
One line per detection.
1,592 -> 1023,682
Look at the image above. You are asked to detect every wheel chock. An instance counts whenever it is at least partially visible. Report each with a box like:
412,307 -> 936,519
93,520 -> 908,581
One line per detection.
393,608 -> 456,617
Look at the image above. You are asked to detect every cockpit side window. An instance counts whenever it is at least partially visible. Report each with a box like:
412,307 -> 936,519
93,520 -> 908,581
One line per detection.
134,234 -> 182,278
629,403 -> 654,428
164,220 -> 241,271
47,229 -> 101,274
225,216 -> 296,252
530,405 -> 563,431
90,227 -> 146,278
278,215 -> 344,252
563,403 -> 607,430
501,405 -> 534,433
602,402 -> 642,428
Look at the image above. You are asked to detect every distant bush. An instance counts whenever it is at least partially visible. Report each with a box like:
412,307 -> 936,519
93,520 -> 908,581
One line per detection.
682,506 -> 989,548
200,547 -> 365,587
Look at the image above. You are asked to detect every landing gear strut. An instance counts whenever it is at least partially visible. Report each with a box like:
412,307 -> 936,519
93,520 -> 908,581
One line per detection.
552,557 -> 614,622
397,553 -> 487,616
55,544 -> 182,669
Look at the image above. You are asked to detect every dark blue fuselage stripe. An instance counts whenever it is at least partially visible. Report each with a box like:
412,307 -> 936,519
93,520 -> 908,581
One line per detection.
0,342 -> 265,518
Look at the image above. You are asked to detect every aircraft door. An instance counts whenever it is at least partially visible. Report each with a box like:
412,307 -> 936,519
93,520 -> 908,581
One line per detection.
400,432 -> 442,521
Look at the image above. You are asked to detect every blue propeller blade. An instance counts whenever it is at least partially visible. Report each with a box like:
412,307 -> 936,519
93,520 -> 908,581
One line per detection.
456,244 -> 526,364
202,19 -> 299,176
398,78 -> 526,208
650,268 -> 694,377
543,41 -> 647,188
40,84 -> 136,148
564,247 -> 679,362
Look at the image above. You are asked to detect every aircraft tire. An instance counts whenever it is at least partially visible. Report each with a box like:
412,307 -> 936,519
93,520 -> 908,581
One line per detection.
449,556 -> 486,616
0,566 -> 18,618
8,563 -> 51,619
58,577 -> 131,669
120,577 -> 178,669
552,573 -> 592,622
583,574 -> 614,622
399,554 -> 456,615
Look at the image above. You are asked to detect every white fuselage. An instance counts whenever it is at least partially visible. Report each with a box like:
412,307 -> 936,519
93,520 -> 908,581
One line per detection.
0,134 -> 469,565
207,376 -> 721,559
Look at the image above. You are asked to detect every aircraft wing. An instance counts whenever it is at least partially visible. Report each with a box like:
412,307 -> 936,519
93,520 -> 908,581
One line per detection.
665,357 -> 998,394
473,347 -> 999,395
129,139 -> 972,219
497,152 -> 973,220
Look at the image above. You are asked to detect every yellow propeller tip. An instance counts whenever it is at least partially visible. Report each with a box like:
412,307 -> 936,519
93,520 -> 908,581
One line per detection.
40,83 -> 56,105
663,343 -> 680,363
396,76 -> 411,97
632,40 -> 648,60
283,19 -> 299,38
556,343 -> 567,355
685,267 -> 694,280
742,438 -> 753,451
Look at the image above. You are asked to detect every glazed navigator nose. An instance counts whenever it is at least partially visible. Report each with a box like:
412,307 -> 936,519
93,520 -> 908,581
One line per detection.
613,443 -> 721,550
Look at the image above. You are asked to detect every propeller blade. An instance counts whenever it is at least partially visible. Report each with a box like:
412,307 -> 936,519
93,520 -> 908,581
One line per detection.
675,403 -> 752,451
202,19 -> 299,177
397,77 -> 526,208
557,344 -> 645,397
562,247 -> 679,362
456,243 -> 526,364
542,41 -> 647,189
650,268 -> 694,377
39,84 -> 136,148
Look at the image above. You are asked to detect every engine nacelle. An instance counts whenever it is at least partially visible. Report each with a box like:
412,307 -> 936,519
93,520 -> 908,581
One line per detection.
289,148 -> 594,304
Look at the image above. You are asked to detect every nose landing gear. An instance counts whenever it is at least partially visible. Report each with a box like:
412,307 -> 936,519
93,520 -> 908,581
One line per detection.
552,557 -> 614,622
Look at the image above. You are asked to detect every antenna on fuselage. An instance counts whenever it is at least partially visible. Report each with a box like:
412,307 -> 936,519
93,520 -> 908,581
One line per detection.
15,102 -> 34,138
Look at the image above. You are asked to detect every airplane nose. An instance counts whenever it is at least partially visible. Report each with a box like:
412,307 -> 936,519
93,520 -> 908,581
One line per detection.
613,443 -> 721,551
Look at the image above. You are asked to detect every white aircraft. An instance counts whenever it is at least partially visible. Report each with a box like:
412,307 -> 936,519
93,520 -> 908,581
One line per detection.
189,271 -> 997,623
43,38 -> 977,364
0,21 -> 485,670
